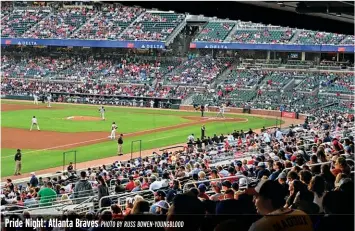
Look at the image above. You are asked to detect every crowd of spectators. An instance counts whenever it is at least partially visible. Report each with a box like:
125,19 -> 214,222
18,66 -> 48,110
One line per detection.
165,56 -> 232,86
120,12 -> 185,41
23,8 -> 95,39
71,5 -> 145,40
231,29 -> 295,44
1,8 -> 50,38
1,111 -> 354,231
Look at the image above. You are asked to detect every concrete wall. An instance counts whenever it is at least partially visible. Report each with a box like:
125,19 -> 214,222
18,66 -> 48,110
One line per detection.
179,105 -> 306,120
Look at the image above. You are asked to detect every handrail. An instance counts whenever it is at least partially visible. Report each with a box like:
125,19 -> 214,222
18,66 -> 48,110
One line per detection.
99,189 -> 155,209
182,175 -> 249,192
69,196 -> 96,212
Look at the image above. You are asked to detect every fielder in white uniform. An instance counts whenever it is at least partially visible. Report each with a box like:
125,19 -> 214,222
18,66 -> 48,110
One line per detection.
30,116 -> 40,131
109,122 -> 118,140
216,104 -> 225,118
47,95 -> 52,107
99,106 -> 105,120
33,94 -> 39,105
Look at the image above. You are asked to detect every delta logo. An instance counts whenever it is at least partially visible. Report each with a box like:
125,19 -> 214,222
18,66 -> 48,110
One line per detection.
5,40 -> 12,45
190,43 -> 196,49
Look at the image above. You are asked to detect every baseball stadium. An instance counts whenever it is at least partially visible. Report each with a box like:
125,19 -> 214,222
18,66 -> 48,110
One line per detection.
0,1 -> 354,231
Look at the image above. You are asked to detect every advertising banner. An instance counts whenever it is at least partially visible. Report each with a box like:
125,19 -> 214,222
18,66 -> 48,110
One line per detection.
1,38 -> 165,49
189,42 -> 354,53
282,111 -> 296,118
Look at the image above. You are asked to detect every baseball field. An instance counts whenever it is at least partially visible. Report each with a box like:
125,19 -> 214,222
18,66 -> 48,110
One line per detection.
1,100 -> 283,177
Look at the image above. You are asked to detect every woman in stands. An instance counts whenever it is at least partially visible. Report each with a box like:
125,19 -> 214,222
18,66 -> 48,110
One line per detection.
309,175 -> 326,213
97,175 -> 110,208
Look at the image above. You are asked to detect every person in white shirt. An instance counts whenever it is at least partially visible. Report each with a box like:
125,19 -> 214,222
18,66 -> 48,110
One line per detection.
109,122 -> 118,140
47,94 -> 52,107
187,134 -> 195,142
33,94 -> 39,105
263,132 -> 271,145
150,100 -> 154,108
30,116 -> 40,131
99,106 -> 105,120
275,128 -> 283,141
216,104 -> 225,118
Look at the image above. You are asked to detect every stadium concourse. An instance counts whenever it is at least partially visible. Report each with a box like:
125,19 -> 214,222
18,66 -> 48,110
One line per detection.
1,1 -> 355,231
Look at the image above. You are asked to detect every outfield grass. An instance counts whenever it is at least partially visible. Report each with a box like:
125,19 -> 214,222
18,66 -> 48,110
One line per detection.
1,108 -> 189,133
1,100 -> 281,176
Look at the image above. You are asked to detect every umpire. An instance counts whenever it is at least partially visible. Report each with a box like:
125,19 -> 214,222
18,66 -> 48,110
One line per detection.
14,149 -> 22,175
117,134 -> 123,156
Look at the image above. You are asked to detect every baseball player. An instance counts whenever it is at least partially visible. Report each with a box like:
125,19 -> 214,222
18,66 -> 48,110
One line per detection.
109,122 -> 118,140
30,116 -> 40,131
47,94 -> 52,107
216,104 -> 225,118
99,106 -> 105,120
33,93 -> 39,105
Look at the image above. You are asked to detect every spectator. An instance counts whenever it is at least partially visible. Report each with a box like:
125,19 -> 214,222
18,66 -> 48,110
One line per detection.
249,180 -> 313,231
97,175 -> 110,208
131,200 -> 150,214
125,176 -> 135,191
37,181 -> 56,207
114,179 -> 125,194
73,171 -> 94,203
308,175 -> 326,213
150,191 -> 166,214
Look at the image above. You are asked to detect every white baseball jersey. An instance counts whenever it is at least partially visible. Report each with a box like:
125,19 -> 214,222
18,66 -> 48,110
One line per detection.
112,124 -> 117,130
99,107 -> 105,113
32,118 -> 38,124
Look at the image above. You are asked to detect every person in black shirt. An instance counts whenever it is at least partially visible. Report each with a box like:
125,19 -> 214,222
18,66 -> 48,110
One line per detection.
202,137 -> 209,149
117,134 -> 123,156
232,130 -> 239,139
201,125 -> 206,139
200,105 -> 205,117
14,149 -> 22,175
67,162 -> 74,173
219,134 -> 225,143
212,134 -> 220,143
240,130 -> 245,138
196,138 -> 203,150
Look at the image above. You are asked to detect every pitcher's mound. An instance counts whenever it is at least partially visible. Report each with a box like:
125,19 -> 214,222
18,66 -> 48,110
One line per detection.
66,116 -> 101,121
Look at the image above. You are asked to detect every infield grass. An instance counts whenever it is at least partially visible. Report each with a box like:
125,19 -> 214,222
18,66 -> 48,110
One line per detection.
1,100 -> 282,176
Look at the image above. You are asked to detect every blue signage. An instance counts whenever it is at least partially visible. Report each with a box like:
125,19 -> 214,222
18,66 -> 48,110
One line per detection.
1,38 -> 165,49
190,42 -> 355,53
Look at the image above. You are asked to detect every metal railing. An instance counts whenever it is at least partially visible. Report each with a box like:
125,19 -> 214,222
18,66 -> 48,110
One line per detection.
99,189 -> 155,210
182,175 -> 250,193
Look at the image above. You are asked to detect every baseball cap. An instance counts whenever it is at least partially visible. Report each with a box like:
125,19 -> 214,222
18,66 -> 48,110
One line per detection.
239,178 -> 248,187
155,190 -> 166,198
254,178 -> 268,194
198,184 -> 207,192
276,172 -> 287,180
257,162 -> 266,167
222,180 -> 232,188
30,172 -> 35,175
156,200 -> 170,210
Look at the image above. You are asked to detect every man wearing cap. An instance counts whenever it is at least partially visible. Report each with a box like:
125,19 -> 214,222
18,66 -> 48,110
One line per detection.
197,184 -> 209,200
150,190 -> 166,214
29,172 -> 38,187
14,149 -> 22,176
248,180 -> 313,231
222,180 -> 232,192
210,182 -> 223,201
256,162 -> 270,180
155,200 -> 170,215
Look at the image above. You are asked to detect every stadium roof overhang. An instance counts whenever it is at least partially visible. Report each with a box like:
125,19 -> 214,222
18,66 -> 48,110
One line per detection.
240,1 -> 354,24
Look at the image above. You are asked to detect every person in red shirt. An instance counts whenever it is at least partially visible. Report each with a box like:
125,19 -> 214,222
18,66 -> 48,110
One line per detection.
125,176 -> 135,191
198,184 -> 210,201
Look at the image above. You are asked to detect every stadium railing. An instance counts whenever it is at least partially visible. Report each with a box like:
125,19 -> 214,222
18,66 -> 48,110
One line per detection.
182,175 -> 251,193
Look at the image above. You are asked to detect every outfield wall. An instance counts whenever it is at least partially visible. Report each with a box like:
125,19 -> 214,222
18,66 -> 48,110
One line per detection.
179,105 -> 306,120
